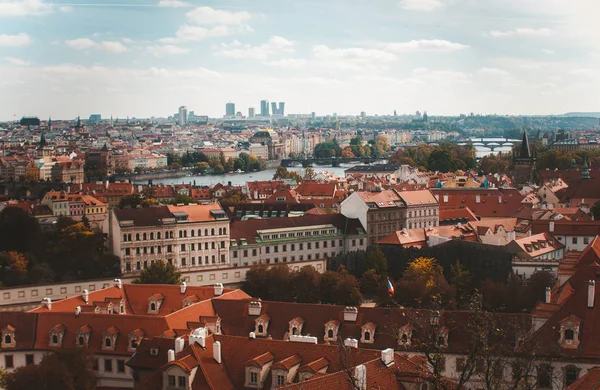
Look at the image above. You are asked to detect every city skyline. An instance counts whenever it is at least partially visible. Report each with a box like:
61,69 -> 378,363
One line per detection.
1,0 -> 599,120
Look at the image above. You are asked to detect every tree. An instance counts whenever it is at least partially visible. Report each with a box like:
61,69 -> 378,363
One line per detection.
273,166 -> 291,180
133,261 -> 183,284
292,266 -> 321,303
375,135 -> 390,156
195,162 -> 210,173
365,246 -> 388,276
359,269 -> 381,298
341,146 -> 355,158
3,348 -> 95,390
118,194 -> 142,209
403,257 -> 444,287
0,251 -> 29,286
266,264 -> 293,302
303,167 -> 316,180
450,261 -> 472,306
170,194 -> 194,205
428,148 -> 457,172
243,264 -> 270,298
591,200 -> 600,220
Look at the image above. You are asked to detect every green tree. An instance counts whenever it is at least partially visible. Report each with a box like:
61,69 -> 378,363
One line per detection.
591,201 -> 600,220
303,167 -> 316,180
133,261 -> 183,284
428,148 -> 457,172
242,264 -> 270,298
266,264 -> 293,302
450,261 -> 472,305
331,273 -> 363,306
292,266 -> 320,303
118,194 -> 142,209
365,245 -> 388,276
170,194 -> 194,205
359,269 -> 382,298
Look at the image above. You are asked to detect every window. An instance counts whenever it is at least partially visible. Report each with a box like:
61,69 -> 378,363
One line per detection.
4,334 -> 12,344
565,329 -> 574,340
52,334 -> 58,344
105,337 -> 112,348
25,354 -> 34,366
168,375 -> 176,386
364,331 -> 371,341
104,358 -> 113,372
565,366 -> 579,387
5,355 -> 14,368
572,237 -> 577,244
250,372 -> 258,384
328,329 -> 334,339
584,237 -> 590,245
258,324 -> 264,334
150,302 -> 156,312
117,360 -> 125,373
78,335 -> 85,346
537,364 -> 553,389
178,376 -> 186,387
277,374 -> 285,385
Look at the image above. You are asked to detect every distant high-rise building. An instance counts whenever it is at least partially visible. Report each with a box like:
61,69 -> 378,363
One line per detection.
393,110 -> 397,117
248,107 -> 255,118
89,114 -> 102,122
178,106 -> 188,126
260,100 -> 269,117
278,102 -> 285,116
271,102 -> 278,116
311,112 -> 316,120
225,102 -> 235,117
360,111 -> 366,118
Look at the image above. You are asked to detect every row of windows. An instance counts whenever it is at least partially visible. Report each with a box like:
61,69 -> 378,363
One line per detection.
408,220 -> 438,229
262,229 -> 336,240
122,227 -> 226,242
124,241 -> 226,256
232,239 -> 364,258
125,255 -> 227,272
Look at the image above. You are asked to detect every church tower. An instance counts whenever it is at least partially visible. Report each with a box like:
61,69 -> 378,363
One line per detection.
512,131 -> 535,187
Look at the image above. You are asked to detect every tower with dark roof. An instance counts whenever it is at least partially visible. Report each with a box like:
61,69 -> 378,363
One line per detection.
582,158 -> 590,180
512,130 -> 536,187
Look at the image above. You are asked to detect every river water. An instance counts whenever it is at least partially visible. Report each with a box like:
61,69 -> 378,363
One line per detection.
138,146 -> 504,186
138,164 -> 357,186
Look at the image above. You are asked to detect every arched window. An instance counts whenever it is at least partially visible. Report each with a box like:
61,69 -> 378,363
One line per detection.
565,366 -> 579,386
136,233 -> 140,241
292,327 -> 298,336
179,231 -> 183,238
437,336 -> 445,346
105,337 -> 112,348
223,228 -> 227,235
157,232 -> 161,239
52,334 -> 58,344
258,324 -> 264,334
78,336 -> 85,346
123,234 -> 127,242
198,229 -> 201,236
204,229 -> 208,236
565,329 -> 575,340
150,302 -> 156,311
191,230 -> 194,237
150,232 -> 154,240
127,234 -> 132,241
184,230 -> 187,237
219,228 -> 222,235
143,233 -> 147,240
131,339 -> 138,349
211,228 -> 215,236
4,335 -> 11,344
364,331 -> 371,341
327,329 -> 334,339
401,334 -> 408,344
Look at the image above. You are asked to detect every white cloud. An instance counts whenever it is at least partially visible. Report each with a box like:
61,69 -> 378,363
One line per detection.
5,57 -> 30,65
65,38 -> 128,53
313,45 -> 397,62
0,33 -> 31,46
159,24 -> 242,43
381,39 -> 468,52
147,45 -> 190,57
264,58 -> 307,68
58,5 -> 72,13
489,28 -> 553,37
0,0 -> 53,15
157,0 -> 190,7
100,41 -> 128,53
478,67 -> 511,77
399,0 -> 445,11
542,49 -> 555,54
65,38 -> 96,50
215,36 -> 295,60
186,6 -> 253,25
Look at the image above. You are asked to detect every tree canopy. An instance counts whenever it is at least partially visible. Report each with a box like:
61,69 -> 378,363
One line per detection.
133,261 -> 183,284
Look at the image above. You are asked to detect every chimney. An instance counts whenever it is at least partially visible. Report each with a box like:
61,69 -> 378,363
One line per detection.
82,289 -> 89,303
290,335 -> 318,344
214,283 -> 224,296
105,180 -> 109,190
507,231 -> 516,242
175,337 -> 185,353
167,349 -> 175,362
476,195 -> 481,204
189,327 -> 207,348
498,196 -> 502,203
249,332 -> 256,340
344,338 -> 359,348
75,306 -> 81,316
213,341 -> 222,364
42,297 -> 52,310
588,280 -> 596,308
381,348 -> 394,367
344,307 -> 358,322
353,364 -> 367,390
113,279 -> 123,289
248,301 -> 262,316
180,281 -> 187,294
549,221 -> 555,232
443,194 -> 448,203
545,287 -> 551,304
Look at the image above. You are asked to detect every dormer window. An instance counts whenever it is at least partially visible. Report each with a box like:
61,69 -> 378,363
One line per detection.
102,327 -> 119,351
436,326 -> 449,348
559,315 -> 581,349
148,293 -> 165,314
324,320 -> 340,342
48,324 -> 66,347
76,325 -> 91,347
150,302 -> 156,311
361,322 -> 376,344
78,336 -> 85,346
128,329 -> 145,352
288,317 -> 304,338
119,300 -> 125,314
254,314 -> 270,337
1,325 -> 16,348
398,324 -> 413,347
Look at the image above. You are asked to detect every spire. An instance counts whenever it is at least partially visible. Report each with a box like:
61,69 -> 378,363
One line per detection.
520,131 -> 531,159
582,158 -> 590,179
76,116 -> 81,128
48,117 -> 52,130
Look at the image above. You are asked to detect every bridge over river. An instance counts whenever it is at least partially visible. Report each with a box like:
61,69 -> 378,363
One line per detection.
281,157 -> 387,168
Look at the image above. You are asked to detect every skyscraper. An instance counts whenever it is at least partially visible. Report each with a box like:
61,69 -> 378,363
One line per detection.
178,106 -> 187,126
260,100 -> 269,117
278,102 -> 285,117
248,107 -> 255,118
271,102 -> 278,116
225,102 -> 235,117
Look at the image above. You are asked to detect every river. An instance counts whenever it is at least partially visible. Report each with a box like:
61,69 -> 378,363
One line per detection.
136,164 -> 358,186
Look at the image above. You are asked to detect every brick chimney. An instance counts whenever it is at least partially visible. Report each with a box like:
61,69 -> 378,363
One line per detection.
344,307 -> 358,322
248,301 -> 262,316
588,280 -> 596,308
545,287 -> 551,304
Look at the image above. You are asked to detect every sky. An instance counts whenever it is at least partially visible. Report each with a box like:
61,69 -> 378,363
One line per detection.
1,0 -> 600,120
